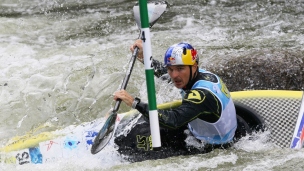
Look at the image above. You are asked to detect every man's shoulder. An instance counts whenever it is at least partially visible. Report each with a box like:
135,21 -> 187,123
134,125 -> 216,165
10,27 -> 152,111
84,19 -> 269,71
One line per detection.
197,71 -> 219,83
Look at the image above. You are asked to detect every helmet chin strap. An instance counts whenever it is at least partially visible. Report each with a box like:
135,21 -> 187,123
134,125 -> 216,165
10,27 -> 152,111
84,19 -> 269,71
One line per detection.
184,65 -> 198,89
189,65 -> 193,84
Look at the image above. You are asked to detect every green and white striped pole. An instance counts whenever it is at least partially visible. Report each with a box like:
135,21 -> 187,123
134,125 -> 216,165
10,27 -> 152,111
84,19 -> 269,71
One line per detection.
138,0 -> 161,150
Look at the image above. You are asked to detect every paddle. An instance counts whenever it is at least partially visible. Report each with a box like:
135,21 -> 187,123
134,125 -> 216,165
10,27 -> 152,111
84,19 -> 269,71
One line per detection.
91,1 -> 167,155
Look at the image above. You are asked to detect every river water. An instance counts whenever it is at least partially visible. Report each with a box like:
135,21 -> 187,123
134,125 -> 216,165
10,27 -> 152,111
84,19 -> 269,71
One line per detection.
1,0 -> 304,170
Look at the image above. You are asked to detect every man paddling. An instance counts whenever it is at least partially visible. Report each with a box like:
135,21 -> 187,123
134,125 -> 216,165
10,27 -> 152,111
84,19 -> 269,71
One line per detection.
113,40 -> 237,162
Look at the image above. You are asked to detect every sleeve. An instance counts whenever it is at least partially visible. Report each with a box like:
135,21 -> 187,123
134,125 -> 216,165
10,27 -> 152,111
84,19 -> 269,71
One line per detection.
135,89 -> 222,130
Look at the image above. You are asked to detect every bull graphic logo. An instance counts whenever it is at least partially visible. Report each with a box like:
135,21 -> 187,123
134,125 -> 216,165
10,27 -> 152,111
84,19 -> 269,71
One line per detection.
191,49 -> 197,61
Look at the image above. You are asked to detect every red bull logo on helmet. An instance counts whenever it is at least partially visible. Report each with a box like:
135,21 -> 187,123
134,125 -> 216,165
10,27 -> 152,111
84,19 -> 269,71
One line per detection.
167,56 -> 176,65
191,49 -> 197,61
167,46 -> 183,65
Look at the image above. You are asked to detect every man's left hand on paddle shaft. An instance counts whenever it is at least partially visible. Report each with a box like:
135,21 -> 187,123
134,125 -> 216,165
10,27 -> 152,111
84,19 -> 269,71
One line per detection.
130,39 -> 144,63
113,90 -> 134,107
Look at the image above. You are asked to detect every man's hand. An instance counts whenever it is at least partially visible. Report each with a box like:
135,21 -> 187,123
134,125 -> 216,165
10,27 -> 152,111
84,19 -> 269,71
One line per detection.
130,39 -> 144,63
113,90 -> 134,107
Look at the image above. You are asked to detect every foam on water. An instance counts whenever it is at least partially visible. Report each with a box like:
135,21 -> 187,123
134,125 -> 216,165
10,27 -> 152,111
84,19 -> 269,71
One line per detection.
234,130 -> 276,152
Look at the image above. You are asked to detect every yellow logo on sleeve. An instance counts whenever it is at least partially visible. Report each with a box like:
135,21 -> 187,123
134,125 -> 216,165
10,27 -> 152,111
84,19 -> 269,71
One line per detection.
185,90 -> 205,104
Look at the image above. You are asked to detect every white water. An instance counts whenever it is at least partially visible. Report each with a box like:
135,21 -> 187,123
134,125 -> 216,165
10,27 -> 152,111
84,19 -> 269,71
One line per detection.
1,0 -> 304,170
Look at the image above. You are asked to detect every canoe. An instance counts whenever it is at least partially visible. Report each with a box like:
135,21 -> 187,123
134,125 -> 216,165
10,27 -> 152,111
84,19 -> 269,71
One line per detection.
0,90 -> 303,165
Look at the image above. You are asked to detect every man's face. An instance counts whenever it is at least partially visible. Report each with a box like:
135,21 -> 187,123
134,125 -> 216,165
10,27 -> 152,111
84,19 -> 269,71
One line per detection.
167,64 -> 197,88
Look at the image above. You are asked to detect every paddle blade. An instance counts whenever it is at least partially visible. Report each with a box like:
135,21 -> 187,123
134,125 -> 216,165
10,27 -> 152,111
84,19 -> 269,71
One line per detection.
133,1 -> 168,29
91,113 -> 117,154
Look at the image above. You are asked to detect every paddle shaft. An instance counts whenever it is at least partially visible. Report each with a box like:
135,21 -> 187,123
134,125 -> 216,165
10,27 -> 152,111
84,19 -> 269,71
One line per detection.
112,47 -> 139,113
91,1 -> 168,154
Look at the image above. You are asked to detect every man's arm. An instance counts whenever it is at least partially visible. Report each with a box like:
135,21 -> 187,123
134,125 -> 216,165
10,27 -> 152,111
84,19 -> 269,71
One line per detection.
130,39 -> 168,78
135,89 -> 222,129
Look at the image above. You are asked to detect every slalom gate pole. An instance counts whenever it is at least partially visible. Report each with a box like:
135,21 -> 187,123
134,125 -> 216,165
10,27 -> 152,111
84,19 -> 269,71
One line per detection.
138,0 -> 161,150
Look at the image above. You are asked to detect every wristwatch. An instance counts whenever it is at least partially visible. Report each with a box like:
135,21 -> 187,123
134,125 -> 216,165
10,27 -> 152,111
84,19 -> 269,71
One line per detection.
132,97 -> 141,109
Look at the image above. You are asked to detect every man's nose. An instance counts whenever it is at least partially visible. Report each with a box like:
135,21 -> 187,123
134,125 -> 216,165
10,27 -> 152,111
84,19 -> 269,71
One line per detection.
170,69 -> 179,78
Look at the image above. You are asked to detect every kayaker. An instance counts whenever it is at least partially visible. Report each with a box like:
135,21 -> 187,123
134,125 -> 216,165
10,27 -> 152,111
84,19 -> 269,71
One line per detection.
113,40 -> 237,162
